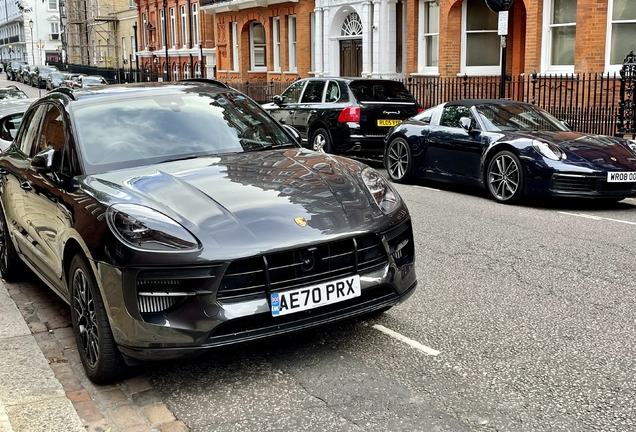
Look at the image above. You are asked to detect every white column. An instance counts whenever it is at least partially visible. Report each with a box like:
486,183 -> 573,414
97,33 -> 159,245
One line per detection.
372,0 -> 381,76
385,0 -> 398,78
362,1 -> 372,77
314,7 -> 324,75
322,6 -> 330,75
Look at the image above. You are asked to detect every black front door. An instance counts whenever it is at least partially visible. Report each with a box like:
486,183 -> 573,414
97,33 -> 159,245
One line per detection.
340,39 -> 362,77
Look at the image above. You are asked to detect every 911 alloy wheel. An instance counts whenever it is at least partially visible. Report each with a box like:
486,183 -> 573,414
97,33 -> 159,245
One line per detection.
385,138 -> 412,183
486,150 -> 524,203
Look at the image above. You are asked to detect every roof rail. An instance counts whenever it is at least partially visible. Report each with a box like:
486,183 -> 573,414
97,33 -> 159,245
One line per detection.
178,78 -> 229,88
50,87 -> 77,100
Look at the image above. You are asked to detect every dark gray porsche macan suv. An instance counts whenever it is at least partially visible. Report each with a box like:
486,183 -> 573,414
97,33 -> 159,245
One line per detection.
0,79 -> 417,383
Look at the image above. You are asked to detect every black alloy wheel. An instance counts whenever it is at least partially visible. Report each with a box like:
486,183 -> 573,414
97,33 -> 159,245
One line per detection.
0,207 -> 24,281
70,253 -> 126,384
310,128 -> 333,154
486,150 -> 524,203
385,138 -> 412,183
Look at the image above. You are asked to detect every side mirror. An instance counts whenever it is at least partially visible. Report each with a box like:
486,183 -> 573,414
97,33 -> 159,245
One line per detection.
31,148 -> 57,174
273,95 -> 285,107
459,117 -> 476,133
281,124 -> 301,145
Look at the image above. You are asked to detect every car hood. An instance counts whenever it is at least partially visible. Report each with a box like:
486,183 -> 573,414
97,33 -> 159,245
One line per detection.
514,130 -> 636,169
80,149 -> 398,257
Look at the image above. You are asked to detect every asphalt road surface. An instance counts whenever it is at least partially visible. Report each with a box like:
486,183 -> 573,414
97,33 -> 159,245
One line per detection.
3,76 -> 636,431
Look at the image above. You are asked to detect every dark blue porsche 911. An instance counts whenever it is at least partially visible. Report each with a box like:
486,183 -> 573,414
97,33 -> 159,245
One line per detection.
383,99 -> 636,203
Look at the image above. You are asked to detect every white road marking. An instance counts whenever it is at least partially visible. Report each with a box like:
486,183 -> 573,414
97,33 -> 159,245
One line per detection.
558,211 -> 636,226
413,185 -> 441,192
372,324 -> 440,356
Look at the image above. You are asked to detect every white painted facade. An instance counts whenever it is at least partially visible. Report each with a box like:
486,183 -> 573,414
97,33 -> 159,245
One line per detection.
312,0 -> 403,79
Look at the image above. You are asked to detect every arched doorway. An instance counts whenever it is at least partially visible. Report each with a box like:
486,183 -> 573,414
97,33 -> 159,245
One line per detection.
340,12 -> 363,77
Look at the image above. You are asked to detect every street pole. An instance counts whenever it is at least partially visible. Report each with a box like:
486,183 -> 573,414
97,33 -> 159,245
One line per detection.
29,19 -> 34,64
163,0 -> 170,82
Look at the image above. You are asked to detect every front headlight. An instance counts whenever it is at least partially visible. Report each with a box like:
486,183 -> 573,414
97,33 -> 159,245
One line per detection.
532,140 -> 566,161
361,167 -> 400,214
106,204 -> 200,252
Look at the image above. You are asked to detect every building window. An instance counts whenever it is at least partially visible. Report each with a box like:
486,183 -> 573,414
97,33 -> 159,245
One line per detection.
230,22 -> 238,71
195,62 -> 201,78
273,17 -> 280,72
173,63 -> 179,81
132,34 -> 136,55
461,0 -> 500,75
160,10 -> 165,47
288,15 -> 297,72
192,4 -> 199,45
417,0 -> 439,74
184,63 -> 190,78
129,0 -> 135,8
122,37 -> 127,62
48,0 -> 57,10
180,5 -> 187,48
142,13 -> 148,48
341,12 -> 362,36
250,21 -> 266,70
607,0 -> 636,70
50,22 -> 60,40
542,0 -> 577,72
170,8 -> 176,47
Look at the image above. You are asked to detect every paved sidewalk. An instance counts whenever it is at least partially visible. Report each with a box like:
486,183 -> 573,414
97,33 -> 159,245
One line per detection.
0,280 -> 84,432
0,276 -> 189,432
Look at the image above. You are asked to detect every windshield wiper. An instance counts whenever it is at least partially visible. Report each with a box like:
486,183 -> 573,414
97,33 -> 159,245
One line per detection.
160,154 -> 201,163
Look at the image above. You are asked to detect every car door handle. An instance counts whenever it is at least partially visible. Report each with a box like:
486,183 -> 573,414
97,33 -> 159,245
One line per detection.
19,180 -> 32,190
310,110 -> 317,114
0,168 -> 7,175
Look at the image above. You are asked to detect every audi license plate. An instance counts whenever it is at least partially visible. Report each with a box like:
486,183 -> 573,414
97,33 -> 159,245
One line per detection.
607,171 -> 636,182
270,275 -> 361,317
377,119 -> 402,127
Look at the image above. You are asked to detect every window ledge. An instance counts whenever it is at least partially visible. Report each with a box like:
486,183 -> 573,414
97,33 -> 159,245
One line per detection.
410,72 -> 440,77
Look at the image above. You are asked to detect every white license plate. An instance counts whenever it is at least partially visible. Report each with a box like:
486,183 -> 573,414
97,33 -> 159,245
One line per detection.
607,171 -> 636,182
270,275 -> 361,317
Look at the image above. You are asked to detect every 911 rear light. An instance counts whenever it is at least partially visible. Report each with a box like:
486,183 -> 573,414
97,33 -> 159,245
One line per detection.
337,106 -> 360,123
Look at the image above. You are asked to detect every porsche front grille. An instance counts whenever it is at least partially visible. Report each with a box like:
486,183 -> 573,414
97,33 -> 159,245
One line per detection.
217,234 -> 388,300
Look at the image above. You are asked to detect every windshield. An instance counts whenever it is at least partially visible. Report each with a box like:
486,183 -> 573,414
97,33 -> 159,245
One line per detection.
73,89 -> 297,174
475,103 -> 569,132
0,88 -> 28,100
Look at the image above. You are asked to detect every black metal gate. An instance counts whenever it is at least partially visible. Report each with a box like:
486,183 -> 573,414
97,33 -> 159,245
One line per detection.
616,51 -> 636,138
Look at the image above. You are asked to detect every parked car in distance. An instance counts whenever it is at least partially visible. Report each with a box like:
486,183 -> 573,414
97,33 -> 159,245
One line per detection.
5,61 -> 27,81
0,98 -> 35,151
0,79 -> 416,384
31,65 -> 58,88
17,64 -> 32,84
45,71 -> 67,90
0,85 -> 29,101
383,99 -> 636,203
262,77 -> 420,157
77,75 -> 109,88
61,73 -> 87,89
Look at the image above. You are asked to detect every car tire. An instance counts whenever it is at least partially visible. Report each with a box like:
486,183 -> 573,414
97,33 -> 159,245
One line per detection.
385,137 -> 412,183
69,253 -> 127,384
486,150 -> 524,204
310,128 -> 333,154
0,207 -> 25,282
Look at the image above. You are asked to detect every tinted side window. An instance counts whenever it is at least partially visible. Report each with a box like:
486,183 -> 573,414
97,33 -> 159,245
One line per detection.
18,106 -> 46,155
413,107 -> 435,124
281,81 -> 306,104
325,81 -> 340,103
300,81 -> 326,103
38,105 -> 65,157
439,106 -> 473,128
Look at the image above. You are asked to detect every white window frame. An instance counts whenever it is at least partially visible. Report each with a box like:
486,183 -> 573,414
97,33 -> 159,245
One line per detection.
417,0 -> 439,75
231,22 -> 239,71
192,4 -> 199,45
273,17 -> 281,72
129,0 -> 135,8
173,63 -> 179,81
288,15 -> 297,72
541,0 -> 576,74
460,0 -> 500,76
48,0 -> 57,11
250,22 -> 266,71
180,5 -> 187,48
170,8 -> 176,48
605,0 -> 636,72
160,10 -> 166,48
132,34 -> 136,55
